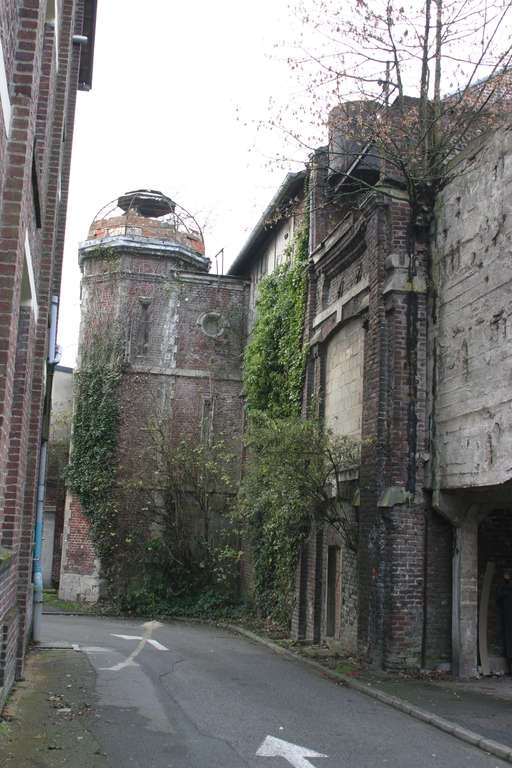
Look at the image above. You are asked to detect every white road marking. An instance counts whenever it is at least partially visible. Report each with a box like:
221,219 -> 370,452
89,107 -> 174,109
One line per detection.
100,621 -> 165,671
110,632 -> 169,651
111,634 -> 142,640
256,736 -> 328,768
147,638 -> 168,651
111,634 -> 169,651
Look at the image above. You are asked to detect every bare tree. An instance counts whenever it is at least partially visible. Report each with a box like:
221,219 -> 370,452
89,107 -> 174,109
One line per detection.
272,0 -> 512,228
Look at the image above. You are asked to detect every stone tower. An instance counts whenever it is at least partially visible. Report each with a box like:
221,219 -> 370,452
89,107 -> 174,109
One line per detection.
59,190 -> 250,602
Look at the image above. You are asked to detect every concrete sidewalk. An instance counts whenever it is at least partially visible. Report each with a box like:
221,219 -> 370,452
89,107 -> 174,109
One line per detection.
351,667 -> 512,751
0,647 -> 110,767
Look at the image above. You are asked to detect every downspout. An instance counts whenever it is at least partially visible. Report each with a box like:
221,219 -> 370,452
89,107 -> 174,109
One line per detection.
33,295 -> 62,643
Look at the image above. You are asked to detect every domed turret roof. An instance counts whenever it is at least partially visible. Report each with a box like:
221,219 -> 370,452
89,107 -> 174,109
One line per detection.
87,189 -> 204,253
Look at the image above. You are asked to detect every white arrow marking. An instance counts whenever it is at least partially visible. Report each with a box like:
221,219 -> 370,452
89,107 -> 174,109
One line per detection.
256,736 -> 327,767
111,634 -> 169,651
111,634 -> 142,640
147,638 -> 168,651
142,620 -> 164,629
101,621 -> 166,670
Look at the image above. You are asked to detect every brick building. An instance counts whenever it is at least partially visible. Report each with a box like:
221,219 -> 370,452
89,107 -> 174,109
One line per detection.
59,190 -> 250,601
57,104 -> 511,676
229,115 -> 512,677
0,0 -> 97,706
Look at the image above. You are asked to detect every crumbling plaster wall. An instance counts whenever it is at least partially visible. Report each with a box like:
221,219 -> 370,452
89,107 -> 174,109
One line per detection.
434,125 -> 512,489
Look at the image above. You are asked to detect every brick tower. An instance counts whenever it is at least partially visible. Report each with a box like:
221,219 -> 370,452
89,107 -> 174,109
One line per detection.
59,190 -> 250,601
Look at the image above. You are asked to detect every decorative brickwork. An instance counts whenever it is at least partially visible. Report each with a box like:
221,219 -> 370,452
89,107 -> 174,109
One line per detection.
297,175 -> 430,670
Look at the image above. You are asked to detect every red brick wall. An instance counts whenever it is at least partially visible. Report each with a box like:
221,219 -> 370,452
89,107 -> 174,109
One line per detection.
297,185 -> 432,671
424,509 -> 452,668
61,492 -> 98,578
0,0 -> 89,703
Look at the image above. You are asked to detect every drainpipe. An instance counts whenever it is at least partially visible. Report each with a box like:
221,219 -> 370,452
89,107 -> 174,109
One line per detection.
33,296 -> 62,643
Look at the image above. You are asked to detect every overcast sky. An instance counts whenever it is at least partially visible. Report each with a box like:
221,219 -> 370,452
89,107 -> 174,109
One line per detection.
58,0 -> 311,366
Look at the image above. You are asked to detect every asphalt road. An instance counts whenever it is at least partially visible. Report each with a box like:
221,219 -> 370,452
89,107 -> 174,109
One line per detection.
41,615 -> 509,768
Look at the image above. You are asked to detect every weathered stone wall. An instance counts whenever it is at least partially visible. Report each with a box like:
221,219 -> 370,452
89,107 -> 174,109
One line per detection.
434,126 -> 512,489
324,317 -> 364,437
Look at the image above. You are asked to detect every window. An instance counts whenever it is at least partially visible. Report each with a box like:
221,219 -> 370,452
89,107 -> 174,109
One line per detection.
201,398 -> 214,445
326,546 -> 341,637
45,0 -> 59,68
137,299 -> 151,356
21,233 -> 38,321
0,39 -> 11,138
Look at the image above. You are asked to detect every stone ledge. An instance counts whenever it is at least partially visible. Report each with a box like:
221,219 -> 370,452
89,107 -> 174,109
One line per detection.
0,548 -> 15,573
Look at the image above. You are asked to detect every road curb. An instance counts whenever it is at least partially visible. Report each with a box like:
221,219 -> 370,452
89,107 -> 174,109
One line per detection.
227,624 -> 512,765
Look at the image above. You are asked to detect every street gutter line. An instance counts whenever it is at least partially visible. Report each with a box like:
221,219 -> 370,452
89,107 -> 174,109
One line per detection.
227,624 -> 512,766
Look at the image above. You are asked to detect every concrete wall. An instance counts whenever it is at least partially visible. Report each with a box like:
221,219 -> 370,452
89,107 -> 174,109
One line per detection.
49,368 -> 73,445
434,126 -> 512,489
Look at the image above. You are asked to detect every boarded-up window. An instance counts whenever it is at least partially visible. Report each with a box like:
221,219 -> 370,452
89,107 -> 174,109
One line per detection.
324,317 -> 364,436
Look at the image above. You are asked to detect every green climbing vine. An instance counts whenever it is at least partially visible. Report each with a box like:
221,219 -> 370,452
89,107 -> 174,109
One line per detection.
242,220 -> 309,419
66,335 -> 122,562
238,415 -> 361,625
239,212 -> 362,626
239,216 -> 311,624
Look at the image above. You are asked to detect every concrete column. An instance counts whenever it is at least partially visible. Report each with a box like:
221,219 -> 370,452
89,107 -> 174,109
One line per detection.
452,505 -> 479,677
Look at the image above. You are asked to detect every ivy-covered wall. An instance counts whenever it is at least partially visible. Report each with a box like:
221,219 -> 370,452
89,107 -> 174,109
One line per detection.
243,222 -> 309,420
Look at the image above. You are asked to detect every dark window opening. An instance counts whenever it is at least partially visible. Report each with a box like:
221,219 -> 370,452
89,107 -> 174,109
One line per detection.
137,301 -> 151,356
326,546 -> 340,637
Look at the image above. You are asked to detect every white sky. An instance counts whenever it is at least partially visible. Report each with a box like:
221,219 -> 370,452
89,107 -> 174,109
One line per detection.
58,0 -> 310,367
58,0 -> 512,367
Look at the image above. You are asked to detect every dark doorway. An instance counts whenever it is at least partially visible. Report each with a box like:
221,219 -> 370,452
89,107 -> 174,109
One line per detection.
326,546 -> 340,637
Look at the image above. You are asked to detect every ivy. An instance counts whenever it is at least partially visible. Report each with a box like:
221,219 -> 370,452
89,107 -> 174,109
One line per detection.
66,329 -> 243,613
239,216 -> 311,624
66,335 -> 122,562
243,220 -> 309,419
238,209 -> 364,627
238,415 -> 361,625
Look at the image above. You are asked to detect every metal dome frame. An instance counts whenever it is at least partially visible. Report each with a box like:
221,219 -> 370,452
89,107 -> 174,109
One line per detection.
91,189 -> 204,243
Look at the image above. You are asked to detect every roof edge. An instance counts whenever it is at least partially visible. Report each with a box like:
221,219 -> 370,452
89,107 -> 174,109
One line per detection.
227,170 -> 307,276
